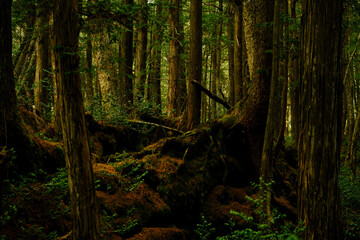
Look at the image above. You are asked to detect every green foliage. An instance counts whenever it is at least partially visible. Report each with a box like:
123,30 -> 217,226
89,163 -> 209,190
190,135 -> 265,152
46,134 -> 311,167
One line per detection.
43,168 -> 69,200
215,180 -> 304,240
339,166 -> 360,239
195,214 -> 216,240
102,210 -> 139,237
113,154 -> 148,192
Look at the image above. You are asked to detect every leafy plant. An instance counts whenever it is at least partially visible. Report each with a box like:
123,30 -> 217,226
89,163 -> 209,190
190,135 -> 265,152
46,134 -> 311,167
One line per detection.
216,180 -> 304,240
195,214 -> 216,240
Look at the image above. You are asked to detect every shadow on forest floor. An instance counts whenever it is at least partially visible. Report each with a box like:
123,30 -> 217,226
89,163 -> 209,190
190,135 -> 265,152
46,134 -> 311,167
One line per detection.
0,109 -> 359,239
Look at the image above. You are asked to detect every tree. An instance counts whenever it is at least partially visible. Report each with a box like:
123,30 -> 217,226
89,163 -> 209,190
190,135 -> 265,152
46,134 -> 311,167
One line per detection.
53,0 -> 100,238
134,0 -> 148,102
297,0 -> 344,239
227,4 -> 235,106
289,0 -> 300,146
93,12 -> 116,108
0,0 -> 38,173
186,0 -> 202,130
34,0 -> 51,117
168,0 -> 183,117
239,0 -> 274,175
119,0 -> 134,106
233,0 -> 243,104
148,1 -> 163,108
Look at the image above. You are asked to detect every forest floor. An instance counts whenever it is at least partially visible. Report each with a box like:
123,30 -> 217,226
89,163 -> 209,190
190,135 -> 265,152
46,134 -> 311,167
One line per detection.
0,108 -> 359,240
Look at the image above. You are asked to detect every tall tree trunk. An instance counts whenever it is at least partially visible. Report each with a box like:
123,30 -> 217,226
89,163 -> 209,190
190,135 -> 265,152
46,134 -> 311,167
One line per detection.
0,0 -> 38,174
289,0 -> 300,146
233,1 -> 243,104
85,31 -> 94,105
211,46 -> 217,120
148,1 -> 162,109
297,0 -> 343,239
93,18 -> 116,108
277,0 -> 289,145
240,0 -> 274,176
260,0 -> 281,222
186,0 -> 202,130
167,0 -> 182,117
49,8 -> 62,136
53,0 -> 100,239
134,0 -> 148,102
227,4 -> 235,106
119,0 -> 134,106
34,0 -> 51,116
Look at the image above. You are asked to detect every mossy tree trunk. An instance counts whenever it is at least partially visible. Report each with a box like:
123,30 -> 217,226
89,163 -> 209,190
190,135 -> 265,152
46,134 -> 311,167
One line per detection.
240,0 -> 274,176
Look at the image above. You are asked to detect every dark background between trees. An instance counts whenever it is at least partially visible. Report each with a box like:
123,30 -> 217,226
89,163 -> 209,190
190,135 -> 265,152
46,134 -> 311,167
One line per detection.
1,0 -> 360,239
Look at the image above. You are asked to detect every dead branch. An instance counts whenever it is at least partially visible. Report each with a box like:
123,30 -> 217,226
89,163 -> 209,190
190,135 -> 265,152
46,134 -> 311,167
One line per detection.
191,80 -> 232,110
128,119 -> 184,134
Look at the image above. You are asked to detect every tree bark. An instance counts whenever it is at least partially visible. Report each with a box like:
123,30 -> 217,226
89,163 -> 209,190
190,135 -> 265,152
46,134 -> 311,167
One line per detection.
53,0 -> 100,238
260,0 -> 281,222
289,0 -> 300,146
297,0 -> 344,239
240,0 -> 274,176
34,0 -> 51,116
134,0 -> 148,102
227,4 -> 235,106
119,0 -> 134,106
0,0 -> 39,174
148,2 -> 162,109
167,0 -> 183,117
234,0 -> 243,104
186,0 -> 202,130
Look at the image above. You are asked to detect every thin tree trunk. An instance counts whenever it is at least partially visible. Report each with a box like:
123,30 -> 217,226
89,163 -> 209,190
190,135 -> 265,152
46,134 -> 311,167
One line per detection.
186,0 -> 202,130
234,1 -> 243,104
227,4 -> 235,106
289,0 -> 300,146
134,0 -> 148,102
119,0 -> 134,106
85,31 -> 94,105
260,0 -> 281,222
148,2 -> 162,109
34,0 -> 51,116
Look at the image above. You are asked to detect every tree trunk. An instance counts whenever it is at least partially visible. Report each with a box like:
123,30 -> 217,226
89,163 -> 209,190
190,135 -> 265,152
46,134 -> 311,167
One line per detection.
260,0 -> 281,222
34,0 -> 51,116
85,32 -> 94,105
167,0 -> 182,117
233,1 -> 243,104
240,0 -> 274,175
289,0 -> 300,146
227,4 -> 235,106
119,0 -> 134,106
186,0 -> 202,130
53,0 -> 100,239
93,17 -> 116,108
277,0 -> 289,145
148,2 -> 162,109
297,0 -> 344,239
134,0 -> 148,102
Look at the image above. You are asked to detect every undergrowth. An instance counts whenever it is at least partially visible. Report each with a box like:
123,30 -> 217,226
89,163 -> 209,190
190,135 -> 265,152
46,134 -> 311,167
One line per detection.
195,180 -> 304,240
